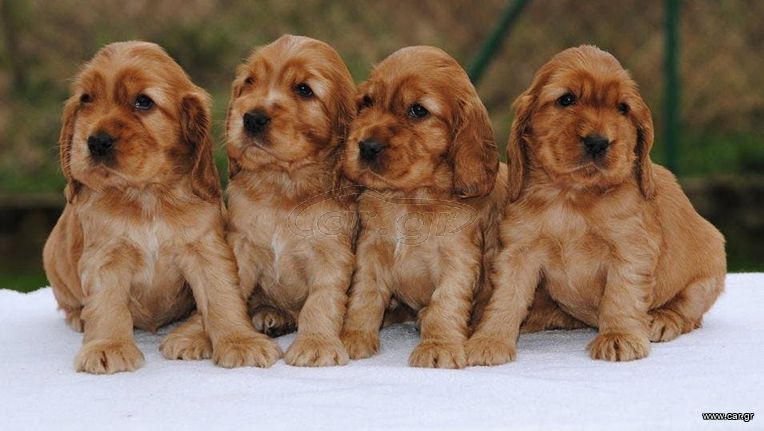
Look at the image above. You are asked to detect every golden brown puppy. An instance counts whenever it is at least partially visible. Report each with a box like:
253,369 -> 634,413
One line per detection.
43,41 -> 281,374
340,46 -> 507,369
225,35 -> 357,366
467,45 -> 726,365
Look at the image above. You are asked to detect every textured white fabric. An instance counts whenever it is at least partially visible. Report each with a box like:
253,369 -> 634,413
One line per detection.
1,274 -> 761,430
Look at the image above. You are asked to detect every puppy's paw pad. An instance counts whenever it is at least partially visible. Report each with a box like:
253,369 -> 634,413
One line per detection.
213,334 -> 282,368
285,336 -> 349,367
160,331 -> 212,360
648,309 -> 685,342
340,330 -> 379,360
251,307 -> 295,338
409,340 -> 466,369
465,336 -> 516,366
75,339 -> 144,374
588,332 -> 650,362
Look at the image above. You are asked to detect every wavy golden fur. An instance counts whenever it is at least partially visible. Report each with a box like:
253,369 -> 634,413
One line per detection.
43,41 -> 281,374
340,46 -> 507,369
467,45 -> 726,365
225,35 -> 358,366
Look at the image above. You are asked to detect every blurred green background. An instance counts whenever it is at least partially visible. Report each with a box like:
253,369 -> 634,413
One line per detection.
1,0 -> 762,292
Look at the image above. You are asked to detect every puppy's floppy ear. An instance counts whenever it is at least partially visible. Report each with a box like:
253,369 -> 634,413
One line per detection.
328,73 -> 356,195
59,96 -> 81,202
507,91 -> 533,202
180,91 -> 221,202
450,94 -> 499,198
632,97 -> 656,199
224,103 -> 242,180
225,76 -> 247,180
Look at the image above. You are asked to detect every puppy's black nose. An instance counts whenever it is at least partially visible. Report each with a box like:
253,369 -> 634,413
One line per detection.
359,139 -> 385,162
87,132 -> 115,158
243,110 -> 271,135
582,134 -> 610,157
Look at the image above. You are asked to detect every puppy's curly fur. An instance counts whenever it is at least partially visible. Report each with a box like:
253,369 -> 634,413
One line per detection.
225,35 -> 357,367
340,46 -> 507,369
468,45 -> 726,365
43,41 -> 281,374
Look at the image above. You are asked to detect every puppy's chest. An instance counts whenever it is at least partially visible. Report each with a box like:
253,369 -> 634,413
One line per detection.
124,222 -> 184,283
524,203 -> 613,318
241,200 -> 330,288
361,200 -> 451,261
82,216 -> 187,315
360,199 -> 465,302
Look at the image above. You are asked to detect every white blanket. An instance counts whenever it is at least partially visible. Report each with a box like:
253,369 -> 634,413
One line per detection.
1,274 -> 761,430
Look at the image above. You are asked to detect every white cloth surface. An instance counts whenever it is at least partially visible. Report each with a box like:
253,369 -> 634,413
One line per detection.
1,274 -> 762,430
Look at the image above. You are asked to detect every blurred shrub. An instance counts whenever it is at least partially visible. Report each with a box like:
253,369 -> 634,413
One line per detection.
0,0 -> 762,194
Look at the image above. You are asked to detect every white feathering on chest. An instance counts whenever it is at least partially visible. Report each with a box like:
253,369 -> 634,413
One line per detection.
270,230 -> 285,278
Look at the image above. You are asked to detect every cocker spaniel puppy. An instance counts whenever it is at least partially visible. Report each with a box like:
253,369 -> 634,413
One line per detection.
340,46 -> 507,369
43,41 -> 281,374
225,35 -> 357,366
467,45 -> 726,364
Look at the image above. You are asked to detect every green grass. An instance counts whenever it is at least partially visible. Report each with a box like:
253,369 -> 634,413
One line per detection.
0,270 -> 48,293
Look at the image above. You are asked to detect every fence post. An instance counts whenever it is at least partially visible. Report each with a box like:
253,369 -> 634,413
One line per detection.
468,0 -> 531,85
664,0 -> 681,174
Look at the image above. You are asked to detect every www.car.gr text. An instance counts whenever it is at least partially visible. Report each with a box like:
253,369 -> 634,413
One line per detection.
702,412 -> 755,422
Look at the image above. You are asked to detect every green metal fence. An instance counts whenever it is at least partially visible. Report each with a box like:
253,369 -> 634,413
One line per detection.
469,0 -> 682,175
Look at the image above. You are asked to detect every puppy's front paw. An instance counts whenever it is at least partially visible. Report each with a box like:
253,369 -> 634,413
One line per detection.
588,332 -> 650,361
75,339 -> 144,374
409,340 -> 466,369
251,306 -> 296,338
465,336 -> 516,366
160,330 -> 212,360
285,336 -> 349,367
340,329 -> 379,359
648,308 -> 686,342
213,334 -> 282,368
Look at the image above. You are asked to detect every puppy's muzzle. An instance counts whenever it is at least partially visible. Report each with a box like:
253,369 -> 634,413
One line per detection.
582,134 -> 610,158
87,132 -> 116,159
359,139 -> 386,163
243,110 -> 271,136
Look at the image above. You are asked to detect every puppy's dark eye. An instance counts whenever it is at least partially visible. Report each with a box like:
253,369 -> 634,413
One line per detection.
244,76 -> 254,85
618,102 -> 630,115
557,93 -> 576,107
134,94 -> 154,111
359,95 -> 373,110
295,83 -> 314,98
80,93 -> 93,104
408,103 -> 429,119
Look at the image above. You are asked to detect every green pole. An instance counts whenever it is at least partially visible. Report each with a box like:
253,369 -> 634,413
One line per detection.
664,0 -> 681,174
468,0 -> 531,85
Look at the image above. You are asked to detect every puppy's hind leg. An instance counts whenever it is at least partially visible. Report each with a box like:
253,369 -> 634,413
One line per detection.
161,312 -> 212,360
649,275 -> 725,342
521,286 -> 588,333
63,306 -> 85,332
251,305 -> 297,338
382,298 -> 417,327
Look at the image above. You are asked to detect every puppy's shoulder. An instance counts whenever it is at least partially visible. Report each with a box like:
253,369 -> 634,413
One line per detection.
650,163 -> 696,211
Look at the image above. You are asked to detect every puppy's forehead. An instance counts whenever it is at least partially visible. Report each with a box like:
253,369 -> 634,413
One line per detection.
542,70 -> 633,104
551,45 -> 624,74
540,46 -> 637,105
366,46 -> 468,115
242,35 -> 347,89
373,45 -> 463,79
77,41 -> 193,99
365,76 -> 445,115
